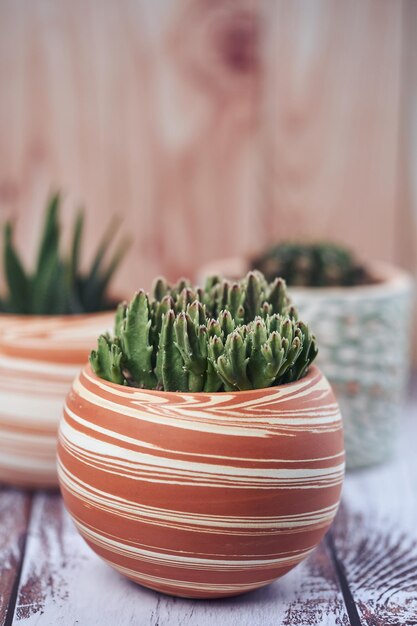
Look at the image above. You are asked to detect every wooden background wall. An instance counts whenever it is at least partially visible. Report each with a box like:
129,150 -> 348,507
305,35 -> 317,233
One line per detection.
0,0 -> 416,349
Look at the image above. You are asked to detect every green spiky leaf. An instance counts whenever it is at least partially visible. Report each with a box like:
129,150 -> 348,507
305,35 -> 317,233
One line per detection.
0,193 -> 127,315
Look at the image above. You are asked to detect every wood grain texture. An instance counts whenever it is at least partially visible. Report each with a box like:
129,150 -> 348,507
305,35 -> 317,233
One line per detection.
0,1 -> 415,295
330,375 -> 417,626
0,0 -> 263,292
261,1 -> 404,261
399,0 -> 417,361
0,489 -> 31,626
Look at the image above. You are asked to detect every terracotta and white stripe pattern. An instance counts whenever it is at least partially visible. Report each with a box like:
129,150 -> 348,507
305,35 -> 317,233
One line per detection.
0,313 -> 113,488
58,364 -> 344,599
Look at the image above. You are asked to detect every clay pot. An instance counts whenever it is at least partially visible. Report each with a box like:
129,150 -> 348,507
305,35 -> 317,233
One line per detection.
57,363 -> 344,599
197,257 -> 414,469
0,312 -> 113,488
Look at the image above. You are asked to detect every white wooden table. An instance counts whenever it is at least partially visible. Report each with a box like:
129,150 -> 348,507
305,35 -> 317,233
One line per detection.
1,377 -> 416,626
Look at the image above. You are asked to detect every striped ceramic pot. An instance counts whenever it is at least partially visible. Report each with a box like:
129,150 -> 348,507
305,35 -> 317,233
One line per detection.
0,312 -> 113,488
197,258 -> 414,469
58,364 -> 344,599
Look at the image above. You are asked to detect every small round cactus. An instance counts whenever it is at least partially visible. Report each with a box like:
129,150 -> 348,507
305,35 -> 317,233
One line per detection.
251,242 -> 368,287
90,271 -> 318,392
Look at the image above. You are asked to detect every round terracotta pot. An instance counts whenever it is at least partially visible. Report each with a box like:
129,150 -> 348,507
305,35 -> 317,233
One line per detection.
0,312 -> 114,488
197,256 -> 414,469
57,364 -> 344,599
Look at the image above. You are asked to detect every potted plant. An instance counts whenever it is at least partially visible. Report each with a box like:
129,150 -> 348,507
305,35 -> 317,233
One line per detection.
0,193 -> 127,488
57,271 -> 344,599
197,243 -> 414,469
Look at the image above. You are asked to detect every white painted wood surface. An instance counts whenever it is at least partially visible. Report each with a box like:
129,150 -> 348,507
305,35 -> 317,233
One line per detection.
0,490 -> 30,625
1,377 -> 416,625
330,378 -> 417,625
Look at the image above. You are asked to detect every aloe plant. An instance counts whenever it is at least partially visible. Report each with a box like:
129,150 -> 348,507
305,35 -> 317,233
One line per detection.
251,242 -> 367,287
90,271 -> 318,392
0,193 -> 128,315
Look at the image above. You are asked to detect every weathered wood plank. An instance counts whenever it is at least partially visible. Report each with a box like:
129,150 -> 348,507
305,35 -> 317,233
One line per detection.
0,488 -> 32,626
10,493 -> 348,625
330,376 -> 417,626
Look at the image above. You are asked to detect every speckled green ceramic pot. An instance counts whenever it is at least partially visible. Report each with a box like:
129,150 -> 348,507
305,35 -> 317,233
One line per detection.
197,258 -> 414,469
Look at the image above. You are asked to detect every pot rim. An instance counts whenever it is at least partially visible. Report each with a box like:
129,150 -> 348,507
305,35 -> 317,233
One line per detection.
198,256 -> 413,299
0,291 -> 125,323
83,362 -> 323,400
0,308 -> 117,324
289,260 -> 413,298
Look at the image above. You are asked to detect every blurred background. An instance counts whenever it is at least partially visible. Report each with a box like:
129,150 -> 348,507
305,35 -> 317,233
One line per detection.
0,0 -> 416,349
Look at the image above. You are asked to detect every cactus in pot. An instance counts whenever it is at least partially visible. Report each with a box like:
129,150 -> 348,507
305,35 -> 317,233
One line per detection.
198,239 -> 413,470
0,193 -> 128,488
90,271 -> 318,392
251,242 -> 368,287
59,270 -> 344,599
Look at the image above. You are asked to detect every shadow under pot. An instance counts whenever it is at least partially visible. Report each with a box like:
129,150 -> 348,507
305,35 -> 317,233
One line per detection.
197,258 -> 414,470
57,363 -> 345,600
0,311 -> 114,489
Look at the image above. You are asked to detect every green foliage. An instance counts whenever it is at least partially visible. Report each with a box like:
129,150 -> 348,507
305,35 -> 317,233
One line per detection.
90,271 -> 318,392
251,242 -> 368,287
90,335 -> 124,385
0,193 -> 127,315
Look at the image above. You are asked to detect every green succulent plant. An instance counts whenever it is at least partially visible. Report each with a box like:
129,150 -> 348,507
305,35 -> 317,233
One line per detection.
90,271 -> 318,392
0,193 -> 128,315
251,242 -> 368,287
